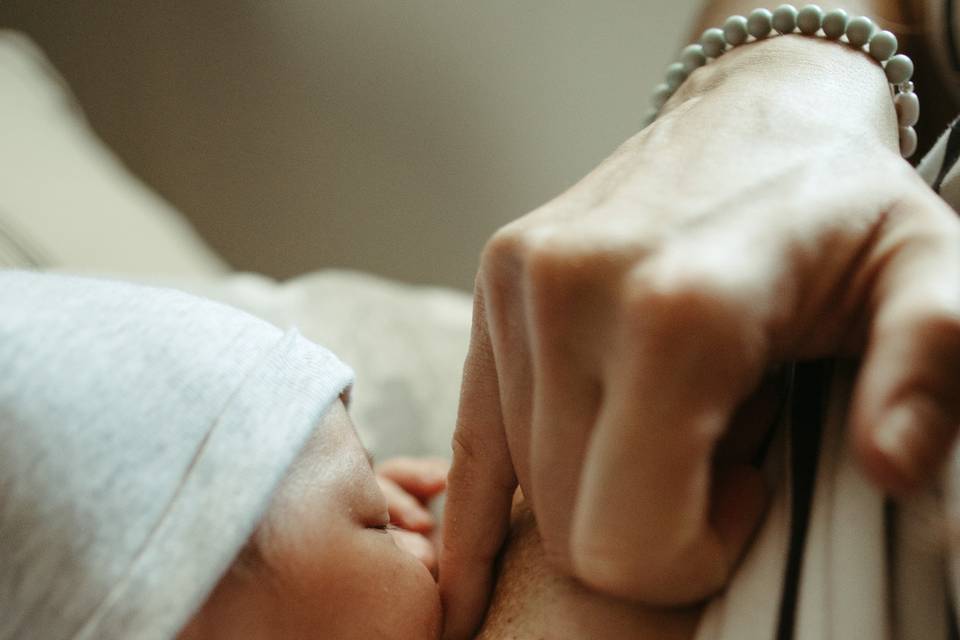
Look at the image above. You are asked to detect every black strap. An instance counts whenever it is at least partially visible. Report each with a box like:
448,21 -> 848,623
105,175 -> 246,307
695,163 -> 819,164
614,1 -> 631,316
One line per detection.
933,117 -> 960,194
947,0 -> 960,73
775,361 -> 830,640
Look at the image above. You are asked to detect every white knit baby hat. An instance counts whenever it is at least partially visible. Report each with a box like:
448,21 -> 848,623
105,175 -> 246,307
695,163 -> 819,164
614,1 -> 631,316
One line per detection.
0,272 -> 352,640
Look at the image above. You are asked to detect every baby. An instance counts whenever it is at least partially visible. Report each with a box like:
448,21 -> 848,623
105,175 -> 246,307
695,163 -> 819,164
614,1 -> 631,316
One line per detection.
177,400 -> 447,639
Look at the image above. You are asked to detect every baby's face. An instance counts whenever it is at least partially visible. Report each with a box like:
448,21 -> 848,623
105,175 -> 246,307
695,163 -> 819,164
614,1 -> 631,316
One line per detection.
179,401 -> 442,639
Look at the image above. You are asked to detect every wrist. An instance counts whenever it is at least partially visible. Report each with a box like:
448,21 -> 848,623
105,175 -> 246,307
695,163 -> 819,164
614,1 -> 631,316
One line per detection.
657,34 -> 899,154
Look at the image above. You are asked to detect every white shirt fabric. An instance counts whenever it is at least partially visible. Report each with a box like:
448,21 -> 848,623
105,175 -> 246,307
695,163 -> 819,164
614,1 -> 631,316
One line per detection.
695,128 -> 960,639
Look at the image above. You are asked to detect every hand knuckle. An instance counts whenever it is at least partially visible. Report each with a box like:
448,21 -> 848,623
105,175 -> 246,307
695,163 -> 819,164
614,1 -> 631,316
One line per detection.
569,541 -> 685,603
525,231 -> 576,284
482,226 -> 524,266
571,531 -> 727,605
479,226 -> 529,289
625,265 -> 732,332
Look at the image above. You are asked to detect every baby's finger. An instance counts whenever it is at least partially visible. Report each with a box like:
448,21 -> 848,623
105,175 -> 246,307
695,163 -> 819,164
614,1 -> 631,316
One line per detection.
378,476 -> 436,533
376,457 -> 450,499
390,527 -> 438,575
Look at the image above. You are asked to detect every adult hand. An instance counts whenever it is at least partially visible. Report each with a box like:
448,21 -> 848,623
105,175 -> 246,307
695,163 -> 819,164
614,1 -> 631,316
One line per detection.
440,35 -> 960,638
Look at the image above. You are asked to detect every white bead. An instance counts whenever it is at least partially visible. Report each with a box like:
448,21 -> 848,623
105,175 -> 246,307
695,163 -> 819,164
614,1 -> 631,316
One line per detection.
723,15 -> 749,46
680,44 -> 707,73
772,4 -> 799,34
701,28 -> 727,57
899,126 -> 917,158
796,5 -> 823,35
868,30 -> 898,61
845,16 -> 875,47
885,54 -> 914,84
895,92 -> 919,127
651,83 -> 673,109
665,62 -> 687,90
821,9 -> 848,39
747,8 -> 774,38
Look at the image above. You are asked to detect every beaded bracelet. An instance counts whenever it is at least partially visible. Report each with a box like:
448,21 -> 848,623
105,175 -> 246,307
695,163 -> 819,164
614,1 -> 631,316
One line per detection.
646,4 -> 919,158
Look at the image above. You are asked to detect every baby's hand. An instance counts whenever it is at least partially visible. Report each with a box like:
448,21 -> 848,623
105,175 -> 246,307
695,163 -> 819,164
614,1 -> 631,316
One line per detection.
376,457 -> 449,575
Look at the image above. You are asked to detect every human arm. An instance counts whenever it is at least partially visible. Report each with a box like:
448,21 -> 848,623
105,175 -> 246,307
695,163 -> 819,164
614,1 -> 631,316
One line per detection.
440,3 -> 960,637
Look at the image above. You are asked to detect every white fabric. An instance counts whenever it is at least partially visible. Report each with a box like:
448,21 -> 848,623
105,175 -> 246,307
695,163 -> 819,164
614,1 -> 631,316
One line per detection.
792,367 -> 889,640
695,365 -> 951,640
694,109 -> 960,640
0,271 -> 353,640
139,269 -> 472,463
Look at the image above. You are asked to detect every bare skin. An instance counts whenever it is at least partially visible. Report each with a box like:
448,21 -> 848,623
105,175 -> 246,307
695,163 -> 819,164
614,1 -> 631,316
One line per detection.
178,402 -> 443,640
476,499 -> 701,640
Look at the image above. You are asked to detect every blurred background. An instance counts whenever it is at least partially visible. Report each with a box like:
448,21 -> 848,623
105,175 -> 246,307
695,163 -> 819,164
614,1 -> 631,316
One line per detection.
0,1 -> 700,290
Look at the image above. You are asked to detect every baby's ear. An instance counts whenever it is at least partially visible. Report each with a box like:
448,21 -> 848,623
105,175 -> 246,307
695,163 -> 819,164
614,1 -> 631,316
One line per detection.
376,457 -> 450,498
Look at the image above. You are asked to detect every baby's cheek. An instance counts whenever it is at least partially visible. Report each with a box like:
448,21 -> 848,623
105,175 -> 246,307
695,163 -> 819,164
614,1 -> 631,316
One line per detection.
285,524 -> 441,640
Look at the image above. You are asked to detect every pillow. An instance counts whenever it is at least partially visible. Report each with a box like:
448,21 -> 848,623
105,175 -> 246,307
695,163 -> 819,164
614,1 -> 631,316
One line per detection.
0,30 -> 225,276
0,29 -> 469,460
142,269 -> 472,461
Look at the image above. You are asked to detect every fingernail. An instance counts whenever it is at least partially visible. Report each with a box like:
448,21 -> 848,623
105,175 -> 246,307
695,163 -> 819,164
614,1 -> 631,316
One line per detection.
874,403 -> 929,488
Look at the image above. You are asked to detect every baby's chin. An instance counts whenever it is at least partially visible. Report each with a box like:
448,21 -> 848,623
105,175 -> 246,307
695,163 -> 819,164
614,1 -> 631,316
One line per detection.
401,568 -> 443,640
378,530 -> 444,639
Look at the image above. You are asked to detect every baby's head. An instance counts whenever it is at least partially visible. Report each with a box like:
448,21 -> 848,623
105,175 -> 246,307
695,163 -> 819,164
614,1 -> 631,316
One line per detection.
178,401 -> 442,639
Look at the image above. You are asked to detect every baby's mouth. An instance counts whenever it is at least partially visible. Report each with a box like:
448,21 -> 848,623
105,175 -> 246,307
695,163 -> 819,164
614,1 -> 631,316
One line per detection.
389,527 -> 439,577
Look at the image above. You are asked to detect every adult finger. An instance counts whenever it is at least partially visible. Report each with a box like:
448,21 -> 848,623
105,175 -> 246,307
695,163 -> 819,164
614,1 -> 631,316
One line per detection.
571,269 -> 769,604
440,294 -> 518,640
528,361 -> 602,572
850,198 -> 960,494
524,239 -> 614,571
378,476 -> 436,533
377,457 -> 450,500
